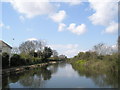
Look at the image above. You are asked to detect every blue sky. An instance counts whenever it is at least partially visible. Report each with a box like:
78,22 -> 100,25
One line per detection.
0,0 -> 118,57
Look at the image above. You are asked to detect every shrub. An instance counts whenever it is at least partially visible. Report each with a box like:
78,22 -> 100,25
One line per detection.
10,54 -> 20,67
32,57 -> 42,64
2,52 -> 9,68
10,54 -> 26,67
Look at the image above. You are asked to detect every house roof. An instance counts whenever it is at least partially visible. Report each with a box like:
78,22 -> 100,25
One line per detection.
0,40 -> 12,49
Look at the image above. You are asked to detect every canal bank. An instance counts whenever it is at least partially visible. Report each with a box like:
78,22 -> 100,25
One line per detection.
2,61 -> 57,76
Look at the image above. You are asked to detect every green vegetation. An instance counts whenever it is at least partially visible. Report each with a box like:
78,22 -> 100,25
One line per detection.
71,53 -> 118,73
2,40 -> 67,69
2,52 -> 9,69
68,43 -> 118,73
2,66 -> 52,88
67,43 -> 118,87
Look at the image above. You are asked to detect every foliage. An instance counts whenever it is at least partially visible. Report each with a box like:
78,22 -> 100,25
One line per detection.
19,40 -> 45,54
10,54 -> 23,67
42,47 -> 53,61
71,59 -> 118,88
70,52 -> 118,73
2,52 -> 9,68
69,43 -> 118,76
52,50 -> 58,58
58,55 -> 67,60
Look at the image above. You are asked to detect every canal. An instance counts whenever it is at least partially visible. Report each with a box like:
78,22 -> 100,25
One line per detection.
2,62 -> 118,88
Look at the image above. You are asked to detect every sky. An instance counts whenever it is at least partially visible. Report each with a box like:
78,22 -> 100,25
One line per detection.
0,0 -> 118,57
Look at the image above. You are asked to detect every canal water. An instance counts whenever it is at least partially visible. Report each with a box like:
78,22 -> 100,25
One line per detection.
2,62 -> 118,88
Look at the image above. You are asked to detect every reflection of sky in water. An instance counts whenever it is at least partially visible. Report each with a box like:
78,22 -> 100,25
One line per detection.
50,64 -> 79,78
45,64 -> 108,88
6,63 -> 114,88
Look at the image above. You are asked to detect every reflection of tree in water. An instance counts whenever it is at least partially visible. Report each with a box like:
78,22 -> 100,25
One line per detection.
2,76 -> 10,89
18,67 -> 52,88
9,72 -> 25,83
48,63 -> 59,74
58,62 -> 66,68
40,67 -> 51,80
6,66 -> 52,88
71,64 -> 118,88
48,62 -> 66,75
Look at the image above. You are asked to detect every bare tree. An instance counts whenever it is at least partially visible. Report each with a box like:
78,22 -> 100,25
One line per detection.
19,40 -> 46,54
11,47 -> 20,54
59,55 -> 67,60
52,50 -> 58,57
93,43 -> 117,55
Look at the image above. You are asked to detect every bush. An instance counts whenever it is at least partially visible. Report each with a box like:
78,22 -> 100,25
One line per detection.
10,54 -> 20,67
2,52 -> 9,68
10,54 -> 26,67
32,57 -> 42,64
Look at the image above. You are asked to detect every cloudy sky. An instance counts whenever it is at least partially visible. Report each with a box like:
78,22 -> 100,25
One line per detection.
0,0 -> 118,57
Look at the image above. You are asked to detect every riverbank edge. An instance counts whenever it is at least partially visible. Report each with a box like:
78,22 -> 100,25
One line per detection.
1,61 -> 58,76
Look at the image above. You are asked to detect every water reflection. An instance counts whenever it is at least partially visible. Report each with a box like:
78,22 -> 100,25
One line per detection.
2,66 -> 52,88
2,62 -> 118,88
71,63 -> 118,88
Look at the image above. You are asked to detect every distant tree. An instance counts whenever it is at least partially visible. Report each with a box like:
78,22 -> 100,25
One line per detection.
29,50 -> 38,57
19,40 -> 45,54
11,47 -> 20,54
52,50 -> 58,57
84,52 -> 91,60
52,50 -> 59,60
77,52 -> 85,59
37,50 -> 43,58
42,47 -> 53,60
93,43 -> 105,55
93,43 -> 117,55
29,50 -> 35,57
10,54 -> 26,67
10,54 -> 21,67
90,51 -> 98,60
58,55 -> 67,60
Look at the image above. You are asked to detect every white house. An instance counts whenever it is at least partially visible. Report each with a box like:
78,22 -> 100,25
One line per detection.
0,40 -> 12,55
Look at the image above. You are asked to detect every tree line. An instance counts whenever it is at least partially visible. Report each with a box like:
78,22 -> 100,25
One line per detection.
68,42 -> 118,73
2,40 -> 67,69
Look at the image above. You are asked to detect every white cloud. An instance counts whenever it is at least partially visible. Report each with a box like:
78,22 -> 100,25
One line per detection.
64,49 -> 80,57
67,23 -> 87,35
49,44 -> 79,49
26,38 -> 38,41
48,44 -> 80,57
104,22 -> 118,34
67,0 -> 82,5
9,0 -> 55,18
58,23 -> 66,32
88,0 -> 118,34
50,10 -> 66,23
88,0 -> 118,26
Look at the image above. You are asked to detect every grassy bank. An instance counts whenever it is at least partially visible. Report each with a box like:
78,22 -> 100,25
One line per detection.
68,51 -> 119,88
72,59 -> 118,73
71,59 -> 118,88
69,51 -> 118,73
